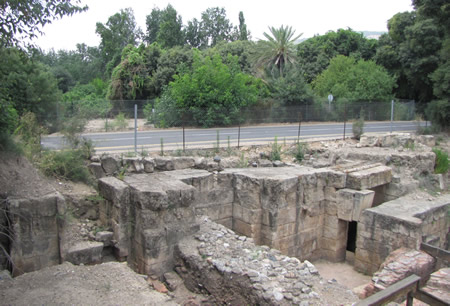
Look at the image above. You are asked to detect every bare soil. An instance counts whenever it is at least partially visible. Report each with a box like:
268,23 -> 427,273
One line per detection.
0,262 -> 177,305
313,259 -> 372,290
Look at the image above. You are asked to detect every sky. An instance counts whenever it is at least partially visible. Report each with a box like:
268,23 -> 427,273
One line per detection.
34,0 -> 414,51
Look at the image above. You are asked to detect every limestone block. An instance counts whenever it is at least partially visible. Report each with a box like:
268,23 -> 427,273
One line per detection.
140,157 -> 154,173
416,135 -> 435,147
360,135 -> 380,147
172,157 -> 195,170
233,174 -> 262,209
123,157 -> 143,173
98,177 -> 130,204
233,218 -> 260,239
262,176 -> 298,210
65,241 -> 103,265
346,165 -> 392,190
337,189 -> 375,222
195,203 -> 233,221
101,155 -> 119,175
326,170 -> 347,188
154,157 -> 174,171
95,231 -> 114,247
233,203 -> 262,224
88,162 -> 105,179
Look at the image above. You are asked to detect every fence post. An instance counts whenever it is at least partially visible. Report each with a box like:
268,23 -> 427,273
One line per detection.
134,104 -> 137,153
238,123 -> 241,149
390,100 -> 394,133
343,103 -> 347,140
297,112 -> 302,143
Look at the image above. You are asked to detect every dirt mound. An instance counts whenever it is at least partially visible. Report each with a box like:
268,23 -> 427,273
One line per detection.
0,154 -> 55,199
0,261 -> 177,305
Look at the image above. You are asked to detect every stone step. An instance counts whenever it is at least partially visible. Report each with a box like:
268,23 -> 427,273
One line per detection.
65,241 -> 103,265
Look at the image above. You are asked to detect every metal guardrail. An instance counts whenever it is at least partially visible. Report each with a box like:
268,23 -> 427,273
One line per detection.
356,274 -> 420,306
420,242 -> 450,262
357,244 -> 450,306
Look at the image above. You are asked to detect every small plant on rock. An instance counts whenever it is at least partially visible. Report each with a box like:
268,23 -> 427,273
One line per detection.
433,148 -> 449,174
270,136 -> 282,161
352,112 -> 364,140
295,142 -> 306,163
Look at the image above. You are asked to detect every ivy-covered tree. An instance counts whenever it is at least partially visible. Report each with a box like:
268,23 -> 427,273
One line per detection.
96,8 -> 142,76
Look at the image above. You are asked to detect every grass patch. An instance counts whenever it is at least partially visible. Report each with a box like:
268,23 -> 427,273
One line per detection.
433,148 -> 449,174
38,149 -> 92,184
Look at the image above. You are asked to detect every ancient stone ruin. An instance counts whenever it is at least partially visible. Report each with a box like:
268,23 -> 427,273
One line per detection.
1,132 -> 449,304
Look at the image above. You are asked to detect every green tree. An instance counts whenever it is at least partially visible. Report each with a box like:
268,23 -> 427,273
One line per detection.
200,7 -> 233,47
96,8 -> 142,76
297,28 -> 378,83
185,18 -> 204,48
0,0 -> 87,48
156,4 -> 184,48
270,66 -> 314,106
0,48 -> 62,131
238,11 -> 249,41
154,52 -> 267,127
253,25 -> 302,78
375,6 -> 444,105
145,7 -> 161,44
313,55 -> 395,102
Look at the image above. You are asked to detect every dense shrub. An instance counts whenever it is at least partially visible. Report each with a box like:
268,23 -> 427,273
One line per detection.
433,148 -> 449,174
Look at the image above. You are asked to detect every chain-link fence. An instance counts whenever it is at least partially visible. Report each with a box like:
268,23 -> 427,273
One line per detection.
38,99 -> 419,152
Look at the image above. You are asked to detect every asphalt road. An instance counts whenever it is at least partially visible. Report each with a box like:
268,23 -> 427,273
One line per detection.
42,121 -> 423,153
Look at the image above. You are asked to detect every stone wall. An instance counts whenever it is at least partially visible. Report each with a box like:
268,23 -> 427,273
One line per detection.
7,192 -> 66,276
355,195 -> 450,275
98,164 -> 394,276
174,218 -> 358,305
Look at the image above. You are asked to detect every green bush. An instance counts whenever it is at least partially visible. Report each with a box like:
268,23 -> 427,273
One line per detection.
295,142 -> 306,163
433,148 -> 449,174
426,100 -> 450,130
38,149 -> 92,183
113,112 -> 128,131
352,113 -> 365,140
270,136 -> 281,161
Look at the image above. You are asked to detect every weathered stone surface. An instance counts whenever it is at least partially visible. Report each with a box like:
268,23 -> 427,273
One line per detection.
175,218 -> 358,306
95,231 -> 113,247
122,157 -> 143,173
372,248 -> 435,289
8,192 -> 66,276
65,241 -> 103,265
346,165 -> 392,190
101,155 -> 119,175
355,195 -> 450,275
421,268 -> 450,304
336,189 -> 374,221
88,162 -> 105,179
142,157 -> 155,173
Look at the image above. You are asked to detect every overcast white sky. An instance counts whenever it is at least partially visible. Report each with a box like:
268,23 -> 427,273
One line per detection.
35,0 -> 413,51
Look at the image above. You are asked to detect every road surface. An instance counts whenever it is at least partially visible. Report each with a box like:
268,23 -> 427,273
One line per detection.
42,121 -> 423,153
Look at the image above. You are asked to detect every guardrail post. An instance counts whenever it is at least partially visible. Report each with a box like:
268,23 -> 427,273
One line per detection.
238,123 -> 241,149
343,103 -> 347,140
297,112 -> 302,143
134,104 -> 137,153
390,100 -> 394,133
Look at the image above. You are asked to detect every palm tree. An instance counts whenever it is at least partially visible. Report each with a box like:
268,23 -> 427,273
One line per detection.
253,25 -> 302,78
